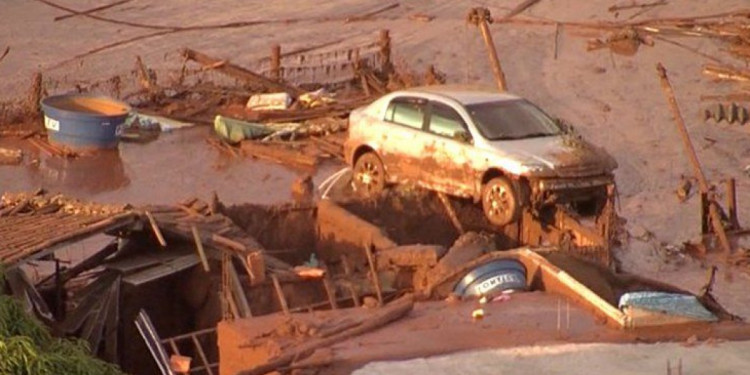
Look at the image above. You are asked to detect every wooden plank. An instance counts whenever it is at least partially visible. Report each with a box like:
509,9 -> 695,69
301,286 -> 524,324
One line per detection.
520,249 -> 628,327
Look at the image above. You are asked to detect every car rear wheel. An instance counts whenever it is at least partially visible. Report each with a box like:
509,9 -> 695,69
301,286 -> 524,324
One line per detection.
482,177 -> 521,227
352,152 -> 385,198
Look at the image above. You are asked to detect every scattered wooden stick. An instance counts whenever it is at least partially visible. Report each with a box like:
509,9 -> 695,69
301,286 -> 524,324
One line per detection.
54,0 -> 133,21
0,46 -> 9,64
191,225 -> 210,272
364,244 -> 383,306
322,275 -> 338,310
271,274 -> 290,316
345,2 -> 399,23
500,0 -> 542,21
702,64 -> 750,82
144,210 -> 167,247
608,0 -> 668,13
236,294 -> 414,375
437,192 -> 465,235
653,36 -> 727,65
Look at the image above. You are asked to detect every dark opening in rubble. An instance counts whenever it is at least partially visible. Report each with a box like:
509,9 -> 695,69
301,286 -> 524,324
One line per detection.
340,188 -> 517,249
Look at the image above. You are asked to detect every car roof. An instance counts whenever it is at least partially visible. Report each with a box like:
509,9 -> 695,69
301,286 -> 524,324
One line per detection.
396,85 -> 522,105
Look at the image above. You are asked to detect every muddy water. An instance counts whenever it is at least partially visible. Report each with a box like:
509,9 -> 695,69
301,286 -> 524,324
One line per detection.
0,126 -> 343,205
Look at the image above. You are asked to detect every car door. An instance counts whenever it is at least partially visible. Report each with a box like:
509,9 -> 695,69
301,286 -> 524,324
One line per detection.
379,96 -> 428,184
420,100 -> 475,197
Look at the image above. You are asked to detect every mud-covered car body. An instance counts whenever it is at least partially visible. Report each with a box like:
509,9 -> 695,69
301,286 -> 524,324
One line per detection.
344,85 -> 617,219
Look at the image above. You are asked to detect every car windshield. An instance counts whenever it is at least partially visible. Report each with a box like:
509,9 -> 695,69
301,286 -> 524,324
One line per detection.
466,99 -> 561,140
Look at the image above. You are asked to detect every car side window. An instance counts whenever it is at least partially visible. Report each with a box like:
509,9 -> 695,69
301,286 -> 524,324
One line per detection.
385,97 -> 426,130
428,102 -> 470,140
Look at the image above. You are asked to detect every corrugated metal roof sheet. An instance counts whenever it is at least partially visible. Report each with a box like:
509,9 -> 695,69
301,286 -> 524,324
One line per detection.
122,254 -> 200,286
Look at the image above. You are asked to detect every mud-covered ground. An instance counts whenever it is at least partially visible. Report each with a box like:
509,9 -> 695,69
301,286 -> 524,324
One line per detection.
3,0 -> 750,373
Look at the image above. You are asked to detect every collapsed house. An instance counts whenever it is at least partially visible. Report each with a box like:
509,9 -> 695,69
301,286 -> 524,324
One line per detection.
1,186 -> 747,375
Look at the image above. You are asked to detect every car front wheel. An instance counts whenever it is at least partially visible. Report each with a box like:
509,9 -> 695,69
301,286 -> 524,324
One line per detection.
482,177 -> 521,227
352,152 -> 385,198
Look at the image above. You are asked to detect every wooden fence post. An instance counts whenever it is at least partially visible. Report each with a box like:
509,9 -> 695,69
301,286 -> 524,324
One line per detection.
378,29 -> 392,74
270,44 -> 281,81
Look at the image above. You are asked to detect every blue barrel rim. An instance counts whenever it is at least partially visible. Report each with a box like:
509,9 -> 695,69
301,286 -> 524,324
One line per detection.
41,93 -> 132,121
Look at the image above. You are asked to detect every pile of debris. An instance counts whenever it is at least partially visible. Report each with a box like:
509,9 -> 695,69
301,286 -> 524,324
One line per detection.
0,28 -> 446,171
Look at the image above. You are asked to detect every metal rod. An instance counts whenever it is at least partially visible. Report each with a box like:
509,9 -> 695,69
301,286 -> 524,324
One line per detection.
656,63 -> 732,257
167,339 -> 180,356
161,328 -> 216,344
191,334 -> 214,375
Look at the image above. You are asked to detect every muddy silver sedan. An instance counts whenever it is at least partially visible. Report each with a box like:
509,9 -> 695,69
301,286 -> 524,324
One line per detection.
343,85 -> 617,226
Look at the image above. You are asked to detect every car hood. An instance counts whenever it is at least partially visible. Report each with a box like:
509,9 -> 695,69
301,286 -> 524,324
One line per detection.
485,135 -> 617,177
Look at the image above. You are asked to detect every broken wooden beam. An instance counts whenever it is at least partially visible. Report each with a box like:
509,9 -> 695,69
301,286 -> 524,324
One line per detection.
656,63 -> 733,258
236,294 -> 414,375
182,48 -> 303,96
467,8 -> 508,92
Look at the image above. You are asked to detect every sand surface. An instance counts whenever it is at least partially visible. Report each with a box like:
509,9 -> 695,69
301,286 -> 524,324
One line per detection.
355,340 -> 750,375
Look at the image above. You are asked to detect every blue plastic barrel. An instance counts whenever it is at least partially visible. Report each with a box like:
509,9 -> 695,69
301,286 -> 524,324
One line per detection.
453,259 -> 527,297
41,94 -> 131,150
